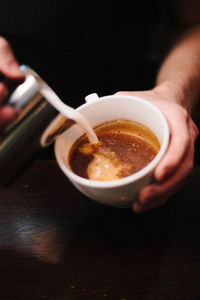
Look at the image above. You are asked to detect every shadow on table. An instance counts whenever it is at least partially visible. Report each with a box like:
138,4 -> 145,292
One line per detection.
1,161 -> 200,299
0,199 -> 170,299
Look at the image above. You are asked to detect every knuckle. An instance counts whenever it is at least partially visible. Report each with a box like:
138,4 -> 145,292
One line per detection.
180,106 -> 188,117
176,105 -> 189,120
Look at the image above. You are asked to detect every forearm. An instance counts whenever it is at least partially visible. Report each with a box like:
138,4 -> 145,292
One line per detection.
155,25 -> 200,112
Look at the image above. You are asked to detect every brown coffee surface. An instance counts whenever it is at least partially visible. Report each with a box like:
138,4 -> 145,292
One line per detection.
68,119 -> 160,181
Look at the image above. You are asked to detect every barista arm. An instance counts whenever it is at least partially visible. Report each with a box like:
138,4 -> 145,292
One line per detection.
133,0 -> 200,212
117,0 -> 200,212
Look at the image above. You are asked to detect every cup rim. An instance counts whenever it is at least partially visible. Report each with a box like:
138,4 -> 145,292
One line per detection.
55,94 -> 169,188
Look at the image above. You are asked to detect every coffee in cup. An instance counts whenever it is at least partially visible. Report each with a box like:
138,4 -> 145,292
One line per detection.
49,94 -> 169,207
69,118 -> 160,181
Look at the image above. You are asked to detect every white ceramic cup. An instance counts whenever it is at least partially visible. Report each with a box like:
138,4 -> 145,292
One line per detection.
54,94 -> 169,208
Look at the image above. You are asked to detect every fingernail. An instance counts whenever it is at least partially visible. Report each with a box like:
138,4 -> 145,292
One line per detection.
9,61 -> 24,76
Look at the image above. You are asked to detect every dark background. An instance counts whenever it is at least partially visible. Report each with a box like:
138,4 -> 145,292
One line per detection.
0,0 -> 173,107
0,1 -> 199,163
0,4 -> 200,299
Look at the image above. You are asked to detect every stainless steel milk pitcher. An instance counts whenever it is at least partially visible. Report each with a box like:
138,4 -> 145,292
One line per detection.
0,65 -> 57,185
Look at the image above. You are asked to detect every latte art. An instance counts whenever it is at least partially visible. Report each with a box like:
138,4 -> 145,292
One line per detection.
68,119 -> 160,181
78,141 -> 134,181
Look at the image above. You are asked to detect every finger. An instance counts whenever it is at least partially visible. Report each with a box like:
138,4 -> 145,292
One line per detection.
132,194 -> 169,213
133,137 -> 195,213
188,118 -> 199,141
116,94 -> 193,183
0,37 -> 24,79
134,174 -> 186,213
154,108 -> 190,182
0,82 -> 7,103
0,105 -> 17,129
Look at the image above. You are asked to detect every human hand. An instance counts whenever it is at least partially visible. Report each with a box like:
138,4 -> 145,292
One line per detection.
116,88 -> 199,213
0,37 -> 24,133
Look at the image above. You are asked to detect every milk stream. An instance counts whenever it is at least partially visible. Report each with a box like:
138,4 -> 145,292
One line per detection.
40,83 -> 98,144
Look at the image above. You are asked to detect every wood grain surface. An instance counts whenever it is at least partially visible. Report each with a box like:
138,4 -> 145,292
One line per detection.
0,160 -> 200,300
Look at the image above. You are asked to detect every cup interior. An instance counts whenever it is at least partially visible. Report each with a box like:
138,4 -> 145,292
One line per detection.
55,95 -> 169,187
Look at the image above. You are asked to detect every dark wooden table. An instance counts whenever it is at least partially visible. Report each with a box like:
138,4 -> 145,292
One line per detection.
1,160 -> 200,300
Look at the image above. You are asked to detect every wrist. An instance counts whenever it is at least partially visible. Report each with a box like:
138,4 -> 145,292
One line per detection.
153,78 -> 192,111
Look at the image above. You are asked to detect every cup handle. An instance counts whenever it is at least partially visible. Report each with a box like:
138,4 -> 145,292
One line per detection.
85,93 -> 99,103
40,114 -> 75,147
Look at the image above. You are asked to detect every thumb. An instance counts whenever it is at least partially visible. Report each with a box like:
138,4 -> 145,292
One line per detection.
0,37 -> 24,79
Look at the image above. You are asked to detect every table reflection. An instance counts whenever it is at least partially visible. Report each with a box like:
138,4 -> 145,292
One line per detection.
0,161 -> 200,299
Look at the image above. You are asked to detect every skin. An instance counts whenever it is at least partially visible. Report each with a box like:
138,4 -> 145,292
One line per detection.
117,89 -> 198,213
0,37 -> 24,132
117,2 -> 200,213
0,1 -> 200,213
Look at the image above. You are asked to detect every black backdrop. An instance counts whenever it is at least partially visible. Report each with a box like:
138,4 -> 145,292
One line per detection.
2,1 -> 200,164
0,0 -> 173,107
